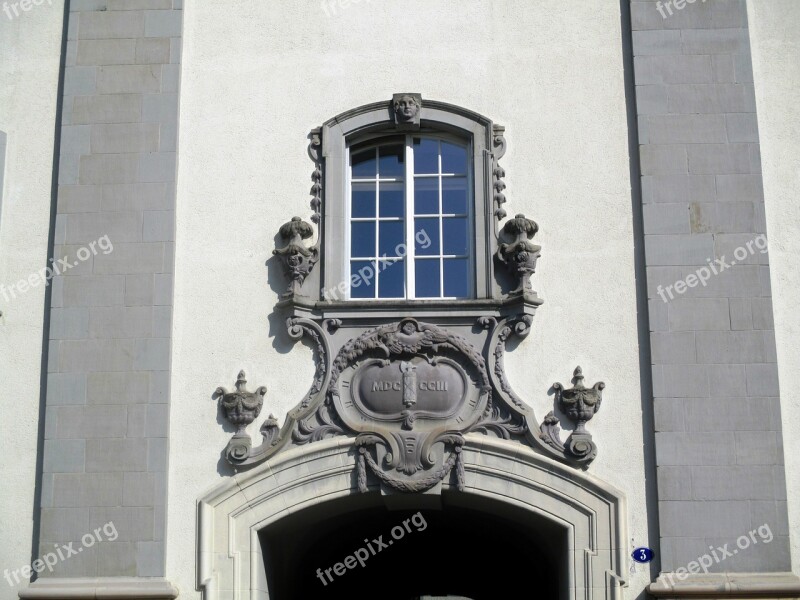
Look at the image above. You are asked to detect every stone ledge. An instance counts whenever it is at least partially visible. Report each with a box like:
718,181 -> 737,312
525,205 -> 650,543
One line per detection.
649,572 -> 800,599
18,578 -> 178,600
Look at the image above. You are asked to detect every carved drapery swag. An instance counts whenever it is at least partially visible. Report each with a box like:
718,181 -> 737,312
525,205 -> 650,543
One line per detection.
217,95 -> 608,492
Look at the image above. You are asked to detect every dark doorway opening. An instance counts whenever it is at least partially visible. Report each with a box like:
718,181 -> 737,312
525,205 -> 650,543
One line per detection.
261,491 -> 566,600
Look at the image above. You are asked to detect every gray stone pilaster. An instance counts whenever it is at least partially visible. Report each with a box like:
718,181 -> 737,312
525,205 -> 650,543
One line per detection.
630,0 -> 790,572
39,0 -> 181,579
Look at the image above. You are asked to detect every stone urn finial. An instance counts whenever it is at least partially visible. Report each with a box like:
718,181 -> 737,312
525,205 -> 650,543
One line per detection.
541,366 -> 605,463
556,366 -> 604,429
215,370 -> 266,436
215,370 -> 268,464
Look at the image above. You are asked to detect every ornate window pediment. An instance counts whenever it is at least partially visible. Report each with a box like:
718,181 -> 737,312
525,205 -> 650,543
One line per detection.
216,96 -> 608,491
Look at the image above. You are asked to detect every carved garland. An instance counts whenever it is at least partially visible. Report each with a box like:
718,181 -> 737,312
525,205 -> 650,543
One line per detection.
492,124 -> 508,222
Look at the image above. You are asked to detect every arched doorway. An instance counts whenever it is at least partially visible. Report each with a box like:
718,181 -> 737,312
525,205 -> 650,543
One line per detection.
261,491 -> 566,599
197,437 -> 627,600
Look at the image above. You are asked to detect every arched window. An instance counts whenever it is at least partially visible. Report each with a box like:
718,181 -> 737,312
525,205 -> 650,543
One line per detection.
273,94 -> 538,316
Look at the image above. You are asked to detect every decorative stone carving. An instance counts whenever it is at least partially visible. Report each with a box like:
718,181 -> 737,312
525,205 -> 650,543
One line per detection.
392,92 -> 422,128
213,98 -> 611,481
214,371 -> 268,463
492,124 -> 508,220
496,214 -> 541,295
296,318 -> 491,492
540,366 -> 605,463
215,311 -> 607,474
273,216 -> 319,298
308,127 -> 323,225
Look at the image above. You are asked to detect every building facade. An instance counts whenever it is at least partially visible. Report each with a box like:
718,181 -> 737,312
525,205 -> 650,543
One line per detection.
1,1 -> 800,599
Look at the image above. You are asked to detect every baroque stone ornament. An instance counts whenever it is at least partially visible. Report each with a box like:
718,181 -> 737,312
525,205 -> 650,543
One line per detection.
496,214 -> 542,295
273,216 -> 319,298
214,371 -> 270,464
214,98 -> 610,482
540,366 -> 605,462
392,92 -> 422,128
308,127 -> 323,225
492,124 -> 508,220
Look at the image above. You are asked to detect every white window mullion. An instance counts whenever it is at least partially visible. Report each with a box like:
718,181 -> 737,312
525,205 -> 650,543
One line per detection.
345,146 -> 352,300
467,141 -> 475,298
437,140 -> 445,299
405,134 -> 416,300
374,147 -> 380,298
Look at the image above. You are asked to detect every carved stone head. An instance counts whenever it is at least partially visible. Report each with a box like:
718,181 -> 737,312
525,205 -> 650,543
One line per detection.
392,93 -> 422,126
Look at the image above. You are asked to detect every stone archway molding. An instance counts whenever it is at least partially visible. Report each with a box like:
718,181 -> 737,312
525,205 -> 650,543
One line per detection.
197,435 -> 629,600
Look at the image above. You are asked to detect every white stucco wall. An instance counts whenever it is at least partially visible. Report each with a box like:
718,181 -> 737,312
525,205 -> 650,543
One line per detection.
747,0 -> 800,575
170,0 -> 649,597
0,0 -> 64,594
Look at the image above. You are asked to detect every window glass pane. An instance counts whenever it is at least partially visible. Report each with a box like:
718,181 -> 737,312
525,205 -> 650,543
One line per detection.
351,182 -> 376,218
413,138 -> 438,174
415,218 -> 439,256
351,221 -> 375,258
442,177 -> 467,214
443,258 -> 469,298
414,177 -> 438,215
350,260 -> 376,298
415,259 -> 440,298
441,141 -> 467,174
379,182 -> 404,218
378,144 -> 404,178
442,217 -> 468,255
379,220 -> 404,257
378,259 -> 404,298
352,149 -> 376,178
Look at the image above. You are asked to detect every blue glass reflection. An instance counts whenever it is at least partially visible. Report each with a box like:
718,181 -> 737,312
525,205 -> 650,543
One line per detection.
378,144 -> 404,178
441,141 -> 467,174
352,149 -> 376,178
413,138 -> 438,174
351,182 -> 376,218
351,221 -> 375,257
378,259 -> 404,298
379,221 -> 404,257
415,218 -> 439,255
414,177 -> 438,214
379,183 -> 404,218
442,217 -> 468,255
415,259 -> 440,298
350,260 -> 376,298
443,258 -> 469,298
442,177 -> 467,214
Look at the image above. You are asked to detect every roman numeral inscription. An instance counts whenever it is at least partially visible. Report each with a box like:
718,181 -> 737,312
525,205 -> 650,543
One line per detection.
371,381 -> 449,392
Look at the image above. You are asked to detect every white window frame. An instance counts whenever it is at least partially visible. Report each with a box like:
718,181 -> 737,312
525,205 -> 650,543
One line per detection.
320,99 -> 499,303
344,134 -> 474,301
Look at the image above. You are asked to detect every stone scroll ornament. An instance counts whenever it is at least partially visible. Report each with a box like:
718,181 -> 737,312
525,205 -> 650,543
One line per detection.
540,367 -> 605,462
